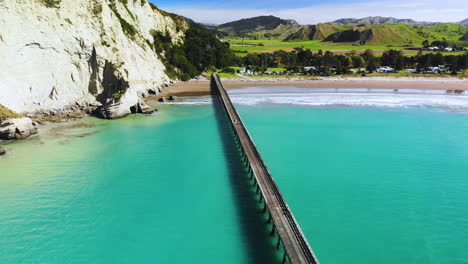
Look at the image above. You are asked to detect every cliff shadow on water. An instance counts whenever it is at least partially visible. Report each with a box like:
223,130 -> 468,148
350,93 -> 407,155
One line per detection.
210,83 -> 283,263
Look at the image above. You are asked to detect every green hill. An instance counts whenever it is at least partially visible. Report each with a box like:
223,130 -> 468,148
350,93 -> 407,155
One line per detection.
314,24 -> 468,45
323,28 -> 372,43
215,16 -> 298,38
461,32 -> 468,41
211,16 -> 468,47
284,24 -> 353,41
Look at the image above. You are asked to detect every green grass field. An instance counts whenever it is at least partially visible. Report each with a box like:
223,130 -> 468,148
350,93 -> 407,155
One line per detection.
230,39 -> 410,53
229,39 -> 465,57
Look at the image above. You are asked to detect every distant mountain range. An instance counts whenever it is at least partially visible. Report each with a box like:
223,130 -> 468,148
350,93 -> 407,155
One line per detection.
333,16 -> 468,26
204,16 -> 468,45
331,16 -> 429,25
459,18 -> 468,27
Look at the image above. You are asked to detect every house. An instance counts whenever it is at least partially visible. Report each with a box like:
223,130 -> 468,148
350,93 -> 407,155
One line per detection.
376,66 -> 396,73
304,66 -> 316,72
427,66 -> 441,74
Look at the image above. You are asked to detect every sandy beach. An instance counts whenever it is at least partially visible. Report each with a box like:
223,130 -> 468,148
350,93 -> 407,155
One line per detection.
162,77 -> 468,97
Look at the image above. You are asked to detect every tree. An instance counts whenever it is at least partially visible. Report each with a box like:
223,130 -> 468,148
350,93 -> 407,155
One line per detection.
422,40 -> 429,48
361,50 -> 379,72
381,50 -> 404,71
431,40 -> 448,49
322,51 -> 336,67
367,57 -> 379,73
350,54 -> 365,68
335,55 -> 350,74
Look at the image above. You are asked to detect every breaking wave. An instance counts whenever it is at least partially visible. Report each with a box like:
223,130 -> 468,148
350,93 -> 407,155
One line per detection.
167,87 -> 468,110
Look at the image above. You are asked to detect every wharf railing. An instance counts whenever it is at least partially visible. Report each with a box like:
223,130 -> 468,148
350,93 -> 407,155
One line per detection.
211,74 -> 320,264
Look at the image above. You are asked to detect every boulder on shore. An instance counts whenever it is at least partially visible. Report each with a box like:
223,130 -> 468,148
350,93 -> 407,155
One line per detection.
138,100 -> 157,115
0,148 -> 6,156
96,90 -> 157,119
0,117 -> 38,140
96,90 -> 140,119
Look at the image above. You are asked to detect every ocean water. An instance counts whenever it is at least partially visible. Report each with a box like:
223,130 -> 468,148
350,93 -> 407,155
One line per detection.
1,87 -> 467,263
0,107 -> 282,264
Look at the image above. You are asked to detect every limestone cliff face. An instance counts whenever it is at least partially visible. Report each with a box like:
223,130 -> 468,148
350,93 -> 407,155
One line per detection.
0,0 -> 186,117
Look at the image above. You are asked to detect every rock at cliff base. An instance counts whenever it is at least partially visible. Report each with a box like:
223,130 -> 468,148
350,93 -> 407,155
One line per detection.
0,148 -> 6,156
96,91 -> 158,119
138,100 -> 153,113
0,118 -> 38,140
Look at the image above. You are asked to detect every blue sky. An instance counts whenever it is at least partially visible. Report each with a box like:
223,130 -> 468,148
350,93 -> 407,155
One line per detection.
154,0 -> 362,10
150,0 -> 468,25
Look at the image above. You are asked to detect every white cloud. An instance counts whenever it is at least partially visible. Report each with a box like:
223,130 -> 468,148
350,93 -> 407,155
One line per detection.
164,0 -> 468,24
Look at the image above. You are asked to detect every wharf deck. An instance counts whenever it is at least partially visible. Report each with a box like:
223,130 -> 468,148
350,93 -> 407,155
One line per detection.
211,74 -> 320,264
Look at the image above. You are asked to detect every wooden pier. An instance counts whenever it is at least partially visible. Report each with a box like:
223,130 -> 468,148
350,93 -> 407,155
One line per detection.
211,74 -> 320,264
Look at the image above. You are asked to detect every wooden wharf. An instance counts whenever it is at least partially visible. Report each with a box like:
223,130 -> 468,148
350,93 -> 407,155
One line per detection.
211,74 -> 320,264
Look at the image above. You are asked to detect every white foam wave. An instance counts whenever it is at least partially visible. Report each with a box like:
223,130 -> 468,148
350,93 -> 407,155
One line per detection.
168,90 -> 468,110
229,93 -> 468,109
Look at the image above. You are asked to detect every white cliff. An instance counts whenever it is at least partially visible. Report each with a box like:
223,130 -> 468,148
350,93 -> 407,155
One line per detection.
0,0 -> 186,118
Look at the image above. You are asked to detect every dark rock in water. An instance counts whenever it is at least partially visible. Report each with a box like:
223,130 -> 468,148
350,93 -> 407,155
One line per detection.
158,97 -> 165,102
142,108 -> 159,116
167,96 -> 176,101
96,96 -> 158,119
0,148 -> 6,156
138,100 -> 155,114
0,117 -> 38,140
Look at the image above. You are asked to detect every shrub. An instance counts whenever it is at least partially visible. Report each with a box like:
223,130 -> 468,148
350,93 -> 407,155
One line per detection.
109,0 -> 137,38
222,67 -> 236,74
40,0 -> 61,8
0,104 -> 22,122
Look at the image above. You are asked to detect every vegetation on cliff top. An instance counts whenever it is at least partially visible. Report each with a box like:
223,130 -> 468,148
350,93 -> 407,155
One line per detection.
151,22 -> 235,81
0,104 -> 23,122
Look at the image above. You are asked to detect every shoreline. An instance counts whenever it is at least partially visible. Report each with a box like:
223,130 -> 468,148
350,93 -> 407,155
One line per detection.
2,76 -> 467,148
162,77 -> 468,97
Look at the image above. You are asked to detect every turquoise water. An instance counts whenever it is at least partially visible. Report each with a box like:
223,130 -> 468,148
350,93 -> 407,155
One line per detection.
237,105 -> 468,264
0,107 -> 282,264
1,88 -> 467,263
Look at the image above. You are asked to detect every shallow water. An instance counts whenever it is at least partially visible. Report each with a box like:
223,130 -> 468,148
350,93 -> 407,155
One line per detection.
0,108 -> 282,264
1,87 -> 467,263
